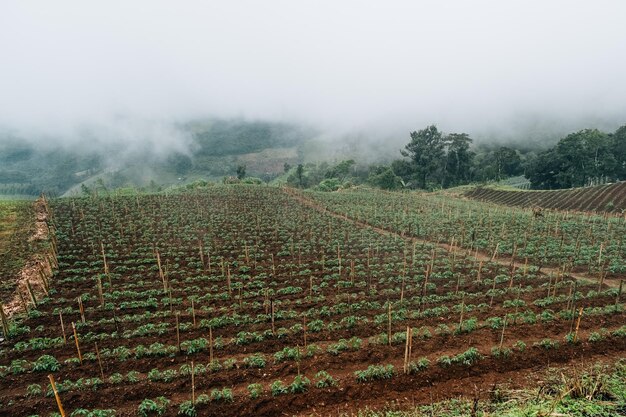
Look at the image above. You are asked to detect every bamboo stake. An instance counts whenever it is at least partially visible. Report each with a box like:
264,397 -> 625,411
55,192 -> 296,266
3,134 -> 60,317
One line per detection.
95,342 -> 104,379
458,294 -> 465,330
0,302 -> 9,339
97,276 -> 104,308
573,307 -> 583,343
191,360 -> 195,405
101,242 -> 109,275
18,290 -> 29,314
303,316 -> 308,349
498,316 -> 507,350
226,263 -> 232,296
175,312 -> 181,353
26,280 -> 38,308
616,280 -> 623,306
191,299 -> 196,328
59,312 -> 67,344
48,374 -> 67,417
403,326 -> 410,374
337,245 -> 342,277
491,243 -> 500,261
156,251 -> 166,292
77,296 -> 85,323
209,326 -> 214,363
271,300 -> 275,335
387,303 -> 392,347
72,322 -> 82,364
408,326 -> 413,362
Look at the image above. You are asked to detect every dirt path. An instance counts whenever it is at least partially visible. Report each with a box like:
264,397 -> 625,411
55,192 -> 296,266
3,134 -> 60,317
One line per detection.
2,197 -> 55,317
283,188 -> 621,290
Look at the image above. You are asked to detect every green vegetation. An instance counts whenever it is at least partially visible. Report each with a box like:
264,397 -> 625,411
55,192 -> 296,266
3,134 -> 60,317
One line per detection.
342,360 -> 626,417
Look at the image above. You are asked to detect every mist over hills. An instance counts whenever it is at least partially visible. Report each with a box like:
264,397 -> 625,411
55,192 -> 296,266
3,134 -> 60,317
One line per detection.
0,114 -> 623,197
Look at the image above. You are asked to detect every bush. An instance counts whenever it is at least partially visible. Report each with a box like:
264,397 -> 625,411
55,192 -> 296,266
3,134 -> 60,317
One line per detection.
247,383 -> 263,399
514,340 -> 526,352
355,364 -> 394,382
177,401 -> 196,417
210,388 -> 233,402
26,384 -> 42,397
33,355 -> 60,372
270,380 -> 288,396
491,346 -> 512,359
138,397 -> 170,417
243,353 -> 266,368
407,357 -> 430,374
289,375 -> 311,393
315,371 -> 338,388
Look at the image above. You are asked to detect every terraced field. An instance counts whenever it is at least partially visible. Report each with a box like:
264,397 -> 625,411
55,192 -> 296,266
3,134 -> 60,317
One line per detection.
0,186 -> 624,417
466,181 -> 626,213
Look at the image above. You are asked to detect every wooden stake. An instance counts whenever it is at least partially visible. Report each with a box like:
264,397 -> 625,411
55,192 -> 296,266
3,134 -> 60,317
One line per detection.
573,307 -> 583,342
491,243 -> 500,261
175,312 -> 181,353
271,300 -> 275,335
458,294 -> 465,330
26,280 -> 38,308
156,251 -> 166,292
78,296 -> 85,323
403,326 -> 410,374
18,291 -> 29,314
226,263 -> 232,296
97,276 -> 104,308
48,374 -> 67,417
387,303 -> 392,347
72,322 -> 82,364
0,302 -> 9,339
498,316 -> 507,350
303,316 -> 308,349
191,299 -> 196,328
59,312 -> 67,344
95,342 -> 104,379
616,280 -> 624,306
101,242 -> 109,275
209,326 -> 214,363
191,360 -> 195,405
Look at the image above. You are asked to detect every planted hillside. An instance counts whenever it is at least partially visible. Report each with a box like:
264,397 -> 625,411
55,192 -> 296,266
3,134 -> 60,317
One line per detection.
466,181 -> 626,213
0,186 -> 624,416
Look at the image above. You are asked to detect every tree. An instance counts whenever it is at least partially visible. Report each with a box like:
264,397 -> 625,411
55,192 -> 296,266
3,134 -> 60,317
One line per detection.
296,164 -> 304,188
167,153 -> 193,176
443,133 -> 474,186
493,147 -> 522,180
368,166 -> 403,190
613,125 -> 626,180
325,160 -> 355,181
527,128 -> 618,189
401,125 -> 446,189
236,165 -> 246,180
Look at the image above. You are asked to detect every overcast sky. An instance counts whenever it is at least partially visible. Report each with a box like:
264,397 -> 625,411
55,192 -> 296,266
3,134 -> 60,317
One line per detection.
1,1 -> 625,143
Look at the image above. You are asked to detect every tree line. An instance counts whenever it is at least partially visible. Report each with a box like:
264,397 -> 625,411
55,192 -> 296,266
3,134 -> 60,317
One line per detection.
287,124 -> 625,191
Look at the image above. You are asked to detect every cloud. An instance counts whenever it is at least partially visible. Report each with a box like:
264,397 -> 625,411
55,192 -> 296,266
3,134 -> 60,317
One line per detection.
1,0 -> 625,144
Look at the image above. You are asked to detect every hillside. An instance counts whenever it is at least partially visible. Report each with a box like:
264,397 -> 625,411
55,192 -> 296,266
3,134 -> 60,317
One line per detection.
465,181 -> 626,213
0,119 -> 313,197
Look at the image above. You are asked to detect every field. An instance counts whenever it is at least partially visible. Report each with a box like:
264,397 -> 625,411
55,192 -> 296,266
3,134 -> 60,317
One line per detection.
0,186 -> 625,417
465,181 -> 626,213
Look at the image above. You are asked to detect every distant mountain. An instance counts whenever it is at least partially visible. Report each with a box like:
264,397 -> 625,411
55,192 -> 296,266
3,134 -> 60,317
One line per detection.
0,119 -> 315,197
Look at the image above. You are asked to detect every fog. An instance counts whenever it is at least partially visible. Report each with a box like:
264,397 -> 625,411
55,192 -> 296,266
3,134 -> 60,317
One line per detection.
1,0 -> 626,149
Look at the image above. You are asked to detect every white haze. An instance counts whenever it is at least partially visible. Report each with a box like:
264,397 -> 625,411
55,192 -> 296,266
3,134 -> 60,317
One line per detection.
1,0 -> 626,149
